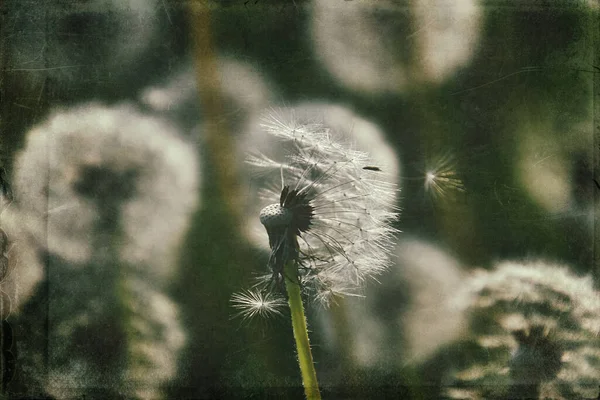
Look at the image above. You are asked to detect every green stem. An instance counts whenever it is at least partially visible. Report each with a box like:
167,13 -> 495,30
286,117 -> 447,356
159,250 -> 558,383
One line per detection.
283,260 -> 322,400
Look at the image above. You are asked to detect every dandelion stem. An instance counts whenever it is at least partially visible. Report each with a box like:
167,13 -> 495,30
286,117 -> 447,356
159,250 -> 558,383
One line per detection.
283,259 -> 322,400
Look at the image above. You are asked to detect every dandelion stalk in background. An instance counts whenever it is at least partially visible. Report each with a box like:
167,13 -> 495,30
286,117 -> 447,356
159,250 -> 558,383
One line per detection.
188,1 -> 243,223
233,110 -> 400,399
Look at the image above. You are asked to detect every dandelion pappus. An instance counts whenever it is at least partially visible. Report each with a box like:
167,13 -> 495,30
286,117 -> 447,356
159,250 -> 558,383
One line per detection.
230,289 -> 287,321
422,151 -> 465,202
246,109 -> 400,306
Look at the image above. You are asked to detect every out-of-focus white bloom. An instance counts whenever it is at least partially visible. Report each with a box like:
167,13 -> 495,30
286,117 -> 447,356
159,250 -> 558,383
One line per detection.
310,0 -> 409,94
12,103 -> 200,283
518,130 -> 572,213
443,261 -> 600,400
242,103 -> 400,252
517,121 -> 597,228
316,238 -> 466,369
394,239 -> 467,362
310,0 -> 482,94
245,108 -> 400,305
140,64 -> 199,116
10,103 -> 197,399
140,57 -> 277,132
513,15 -> 596,227
411,0 -> 482,83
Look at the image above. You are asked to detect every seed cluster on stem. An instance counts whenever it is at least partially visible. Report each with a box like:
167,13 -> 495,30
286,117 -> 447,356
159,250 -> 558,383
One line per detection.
232,109 -> 400,399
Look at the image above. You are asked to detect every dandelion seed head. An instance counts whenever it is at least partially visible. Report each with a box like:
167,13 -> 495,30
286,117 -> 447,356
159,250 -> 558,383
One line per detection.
242,104 -> 400,253
12,103 -> 200,284
310,0 -> 482,94
443,261 -> 600,399
248,108 -> 400,305
517,124 -> 598,228
260,204 -> 294,228
45,277 -> 186,400
230,290 -> 287,321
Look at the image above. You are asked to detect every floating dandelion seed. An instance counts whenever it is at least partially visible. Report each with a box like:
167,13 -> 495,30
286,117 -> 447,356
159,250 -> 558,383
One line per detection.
424,152 -> 465,201
246,109 -> 400,306
230,289 -> 287,321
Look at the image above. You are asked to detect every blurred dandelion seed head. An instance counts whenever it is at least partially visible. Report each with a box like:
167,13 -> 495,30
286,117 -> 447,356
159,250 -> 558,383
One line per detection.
517,124 -> 598,227
12,103 -> 200,283
248,109 -> 400,306
445,261 -> 600,399
310,0 -> 482,94
315,238 -> 467,370
140,57 -> 276,132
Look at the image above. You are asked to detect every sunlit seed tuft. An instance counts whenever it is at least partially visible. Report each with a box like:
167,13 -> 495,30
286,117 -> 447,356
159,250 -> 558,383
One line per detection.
424,152 -> 465,201
247,109 -> 400,306
230,290 -> 287,321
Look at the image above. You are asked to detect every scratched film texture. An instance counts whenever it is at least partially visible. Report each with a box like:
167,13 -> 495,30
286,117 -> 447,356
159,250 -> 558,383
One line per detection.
0,1 -> 598,399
